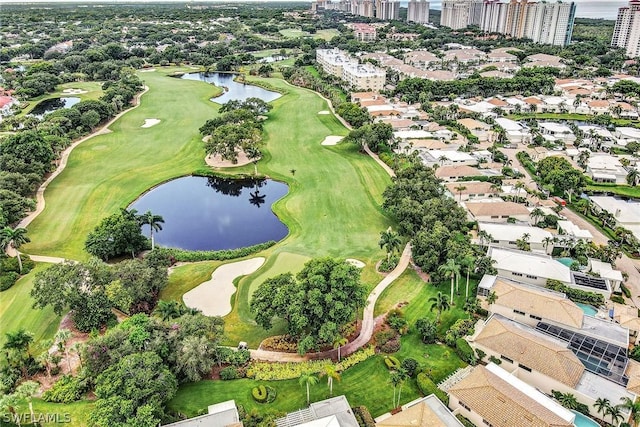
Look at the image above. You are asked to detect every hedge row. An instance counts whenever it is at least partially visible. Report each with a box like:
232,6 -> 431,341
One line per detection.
416,373 -> 448,405
163,241 -> 276,262
384,356 -> 400,370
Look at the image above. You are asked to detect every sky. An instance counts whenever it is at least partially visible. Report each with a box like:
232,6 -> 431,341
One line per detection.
0,0 -> 628,20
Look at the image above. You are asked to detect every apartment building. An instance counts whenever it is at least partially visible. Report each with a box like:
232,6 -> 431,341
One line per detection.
479,0 -> 576,47
316,49 -> 386,91
613,1 -> 640,58
375,0 -> 400,20
440,0 -> 472,29
407,0 -> 430,24
351,23 -> 377,42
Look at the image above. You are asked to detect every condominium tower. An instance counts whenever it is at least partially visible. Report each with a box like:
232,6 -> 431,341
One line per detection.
407,0 -> 430,24
612,0 -> 640,58
376,0 -> 400,20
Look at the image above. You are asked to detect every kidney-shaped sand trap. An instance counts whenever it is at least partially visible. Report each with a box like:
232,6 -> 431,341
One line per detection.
141,118 -> 161,128
321,135 -> 344,146
183,257 -> 265,317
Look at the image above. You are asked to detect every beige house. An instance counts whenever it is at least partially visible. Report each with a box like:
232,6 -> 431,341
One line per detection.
465,201 -> 531,223
447,363 -> 575,427
487,247 -> 573,286
477,222 -> 554,254
444,181 -> 499,201
456,118 -> 492,142
434,165 -> 482,182
477,276 -> 584,329
376,395 -> 463,427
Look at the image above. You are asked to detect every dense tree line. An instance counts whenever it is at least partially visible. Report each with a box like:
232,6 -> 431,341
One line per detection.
535,156 -> 586,202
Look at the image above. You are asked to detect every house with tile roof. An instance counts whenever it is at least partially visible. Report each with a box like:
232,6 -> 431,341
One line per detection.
375,395 -> 463,427
465,201 -> 530,223
477,276 -> 584,328
444,182 -> 499,202
468,315 -> 636,424
477,222 -> 554,254
446,363 -> 575,427
487,247 -> 572,286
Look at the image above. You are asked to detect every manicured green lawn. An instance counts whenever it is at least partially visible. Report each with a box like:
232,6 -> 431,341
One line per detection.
507,112 -> 640,128
23,68 -> 222,259
161,261 -> 223,302
315,29 -> 340,41
27,399 -> 95,427
18,81 -> 104,115
586,183 -> 640,198
0,263 -> 60,351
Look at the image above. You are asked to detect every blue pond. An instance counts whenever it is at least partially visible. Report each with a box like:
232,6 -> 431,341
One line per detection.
180,72 -> 281,104
571,410 -> 599,427
129,176 -> 288,251
29,97 -> 80,118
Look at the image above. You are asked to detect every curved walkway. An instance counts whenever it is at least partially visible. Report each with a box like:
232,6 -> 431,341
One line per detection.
249,243 -> 412,362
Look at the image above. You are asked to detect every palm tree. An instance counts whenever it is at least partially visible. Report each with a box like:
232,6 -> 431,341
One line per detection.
477,230 -> 493,250
486,291 -> 498,305
428,291 -> 451,324
463,298 -> 479,319
542,236 -> 554,253
138,211 -> 164,250
154,300 -> 184,321
454,185 -> 467,202
245,146 -> 261,175
320,365 -> 341,397
530,207 -> 545,225
593,397 -> 611,421
3,329 -> 34,359
607,404 -> 624,426
15,381 -> 39,424
333,336 -> 348,362
379,228 -> 402,262
459,255 -> 475,299
389,369 -> 407,409
556,392 -> 579,410
627,169 -> 640,187
55,328 -> 72,373
299,373 -> 319,406
514,181 -> 526,201
620,397 -> 640,426
0,227 -> 30,273
438,259 -> 460,304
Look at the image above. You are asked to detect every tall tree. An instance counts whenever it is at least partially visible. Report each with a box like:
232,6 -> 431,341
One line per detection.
438,258 -> 460,303
138,211 -> 164,250
55,328 -> 73,373
320,365 -> 341,397
0,226 -> 30,273
299,373 -> 318,406
459,255 -> 475,299
620,397 -> 640,427
428,291 -> 450,324
379,228 -> 402,262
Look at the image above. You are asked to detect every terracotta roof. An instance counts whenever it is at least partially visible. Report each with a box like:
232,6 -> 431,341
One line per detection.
445,181 -> 497,196
434,165 -> 480,178
491,279 -> 583,328
488,98 -> 509,107
588,100 -> 609,108
466,201 -> 529,218
457,118 -> 490,131
376,401 -> 449,427
449,366 -> 574,427
613,302 -> 640,332
524,97 -> 543,105
474,316 -> 584,387
626,360 -> 640,394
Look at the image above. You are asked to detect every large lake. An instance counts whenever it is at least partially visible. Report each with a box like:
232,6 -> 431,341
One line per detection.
129,176 -> 289,251
180,72 -> 281,104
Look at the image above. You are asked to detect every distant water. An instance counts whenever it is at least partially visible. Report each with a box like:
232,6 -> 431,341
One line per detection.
404,1 -> 627,20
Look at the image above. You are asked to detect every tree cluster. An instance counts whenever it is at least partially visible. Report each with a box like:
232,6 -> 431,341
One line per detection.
535,156 -> 585,202
345,122 -> 394,153
31,253 -> 171,331
85,209 -> 151,260
250,257 -> 367,354
199,97 -> 272,164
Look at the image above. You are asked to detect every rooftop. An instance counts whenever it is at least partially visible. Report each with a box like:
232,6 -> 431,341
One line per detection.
277,396 -> 359,427
434,165 -> 481,178
487,276 -> 584,328
488,247 -> 572,283
466,201 -> 530,218
376,395 -> 463,427
448,364 -> 574,427
478,222 -> 553,244
474,315 -> 585,387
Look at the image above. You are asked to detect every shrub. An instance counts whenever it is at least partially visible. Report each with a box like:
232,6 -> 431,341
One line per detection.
215,348 -> 251,366
261,335 -> 298,353
456,415 -> 476,427
1,256 -> 35,274
417,373 -> 448,404
252,385 -> 268,403
475,349 -> 486,362
352,406 -> 375,427
42,375 -> 86,403
0,272 -> 19,291
401,358 -> 418,378
631,346 -> 640,362
621,283 -> 632,299
386,309 -> 408,334
165,241 -> 276,262
476,307 -> 489,317
336,346 -> 375,371
378,256 -> 398,272
384,356 -> 401,370
455,338 -> 477,365
611,295 -> 626,305
380,336 -> 401,353
489,355 -> 502,365
220,366 -> 239,380
415,318 -> 437,344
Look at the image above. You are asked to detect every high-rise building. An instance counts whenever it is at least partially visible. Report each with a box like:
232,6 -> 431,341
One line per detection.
441,0 -> 471,29
479,0 -> 575,46
612,0 -> 640,58
407,0 -> 430,24
468,0 -> 485,26
375,0 -> 400,20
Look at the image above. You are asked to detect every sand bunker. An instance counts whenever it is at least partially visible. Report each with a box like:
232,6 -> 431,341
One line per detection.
321,135 -> 344,146
183,257 -> 265,317
318,110 -> 330,115
141,119 -> 160,128
62,88 -> 87,94
140,68 -> 156,73
346,258 -> 365,268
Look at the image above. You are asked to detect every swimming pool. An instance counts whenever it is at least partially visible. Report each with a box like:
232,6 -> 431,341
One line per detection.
572,410 -> 599,427
576,302 -> 598,317
557,257 -> 575,267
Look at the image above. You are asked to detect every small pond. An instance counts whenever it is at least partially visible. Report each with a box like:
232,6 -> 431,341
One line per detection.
257,55 -> 287,63
129,176 -> 288,251
180,72 -> 281,104
29,97 -> 80,118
